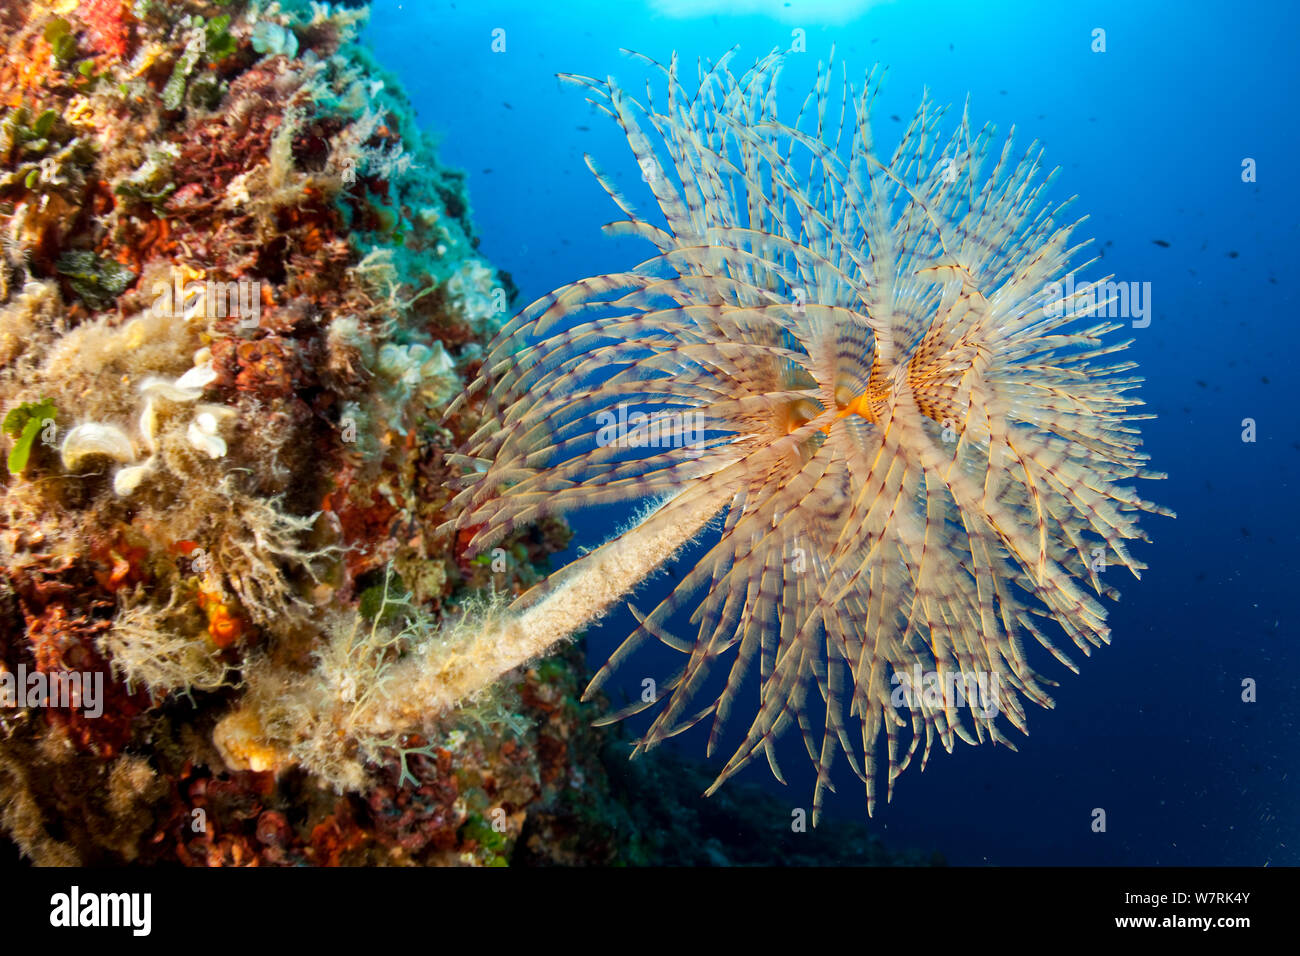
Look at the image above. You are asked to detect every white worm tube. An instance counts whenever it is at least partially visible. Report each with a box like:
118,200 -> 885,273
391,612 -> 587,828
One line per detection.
214,485 -> 729,782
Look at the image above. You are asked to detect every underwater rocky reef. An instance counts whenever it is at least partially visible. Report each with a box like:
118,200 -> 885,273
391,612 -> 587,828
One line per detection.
0,0 -> 630,866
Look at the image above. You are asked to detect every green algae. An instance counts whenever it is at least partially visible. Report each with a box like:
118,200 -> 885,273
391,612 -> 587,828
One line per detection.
3,397 -> 56,475
54,251 -> 136,310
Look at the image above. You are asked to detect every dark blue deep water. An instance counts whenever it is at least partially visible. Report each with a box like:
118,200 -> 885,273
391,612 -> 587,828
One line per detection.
365,0 -> 1298,865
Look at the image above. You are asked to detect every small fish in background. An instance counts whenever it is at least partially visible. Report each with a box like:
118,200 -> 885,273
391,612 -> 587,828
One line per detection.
1227,250 -> 1239,258
1152,239 -> 1171,247
502,101 -> 512,109
890,114 -> 901,121
576,125 -> 590,131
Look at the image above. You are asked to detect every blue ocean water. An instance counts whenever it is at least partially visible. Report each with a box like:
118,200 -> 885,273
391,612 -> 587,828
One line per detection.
365,0 -> 1298,865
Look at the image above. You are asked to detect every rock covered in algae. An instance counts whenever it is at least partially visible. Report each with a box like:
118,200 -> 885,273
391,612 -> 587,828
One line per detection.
0,0 -> 590,866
